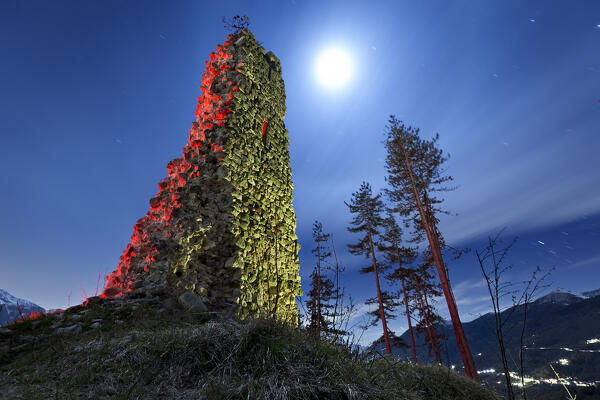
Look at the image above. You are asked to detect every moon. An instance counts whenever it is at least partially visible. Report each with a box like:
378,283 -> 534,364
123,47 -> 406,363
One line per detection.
315,48 -> 353,89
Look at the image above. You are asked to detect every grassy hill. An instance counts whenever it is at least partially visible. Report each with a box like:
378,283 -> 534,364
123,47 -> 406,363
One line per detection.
0,298 -> 498,399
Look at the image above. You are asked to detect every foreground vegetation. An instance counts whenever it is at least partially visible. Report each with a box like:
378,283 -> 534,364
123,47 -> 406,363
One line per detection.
0,300 -> 498,399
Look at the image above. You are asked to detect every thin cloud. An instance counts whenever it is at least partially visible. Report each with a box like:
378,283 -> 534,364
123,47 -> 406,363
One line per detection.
456,295 -> 490,306
452,279 -> 487,296
568,254 -> 600,269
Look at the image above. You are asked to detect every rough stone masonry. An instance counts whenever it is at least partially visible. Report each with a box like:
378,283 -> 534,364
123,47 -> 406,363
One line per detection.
101,29 -> 302,325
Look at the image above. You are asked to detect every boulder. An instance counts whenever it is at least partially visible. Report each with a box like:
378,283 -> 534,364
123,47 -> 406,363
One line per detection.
0,327 -> 13,336
178,292 -> 208,313
85,296 -> 103,306
102,287 -> 121,298
55,324 -> 82,336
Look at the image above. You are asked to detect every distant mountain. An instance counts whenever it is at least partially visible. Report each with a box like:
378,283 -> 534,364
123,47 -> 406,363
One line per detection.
372,289 -> 600,398
582,288 -> 600,299
533,290 -> 583,305
0,289 -> 46,326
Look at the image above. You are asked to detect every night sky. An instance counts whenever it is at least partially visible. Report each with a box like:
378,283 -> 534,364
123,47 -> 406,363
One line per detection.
1,1 -> 599,344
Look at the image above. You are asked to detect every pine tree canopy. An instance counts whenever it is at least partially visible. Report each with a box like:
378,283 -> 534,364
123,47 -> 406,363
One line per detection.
365,290 -> 400,326
379,211 -> 418,266
345,182 -> 385,258
383,115 -> 453,221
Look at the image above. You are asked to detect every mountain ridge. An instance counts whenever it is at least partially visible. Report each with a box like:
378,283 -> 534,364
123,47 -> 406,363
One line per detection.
0,289 -> 46,326
372,288 -> 600,398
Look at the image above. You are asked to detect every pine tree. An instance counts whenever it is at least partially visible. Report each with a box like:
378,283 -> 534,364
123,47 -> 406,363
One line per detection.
306,266 -> 334,340
345,182 -> 393,355
381,212 -> 419,363
364,289 -> 400,330
384,116 -> 478,380
306,221 -> 334,340
412,260 -> 444,364
329,233 -> 349,340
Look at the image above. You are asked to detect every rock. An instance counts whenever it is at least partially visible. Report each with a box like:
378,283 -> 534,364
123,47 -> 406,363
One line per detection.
85,296 -> 103,306
90,322 -> 101,329
178,291 -> 208,313
196,286 -> 208,297
224,257 -> 235,269
162,297 -> 178,310
35,334 -> 50,345
70,314 -> 81,321
130,280 -> 144,289
55,324 -> 82,336
130,298 -> 159,304
68,304 -> 85,313
11,343 -> 29,352
115,320 -> 125,325
102,287 -> 121,298
147,285 -> 167,296
0,327 -> 13,336
127,288 -> 144,297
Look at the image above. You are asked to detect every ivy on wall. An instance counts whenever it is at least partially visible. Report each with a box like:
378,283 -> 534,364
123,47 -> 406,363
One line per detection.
103,30 -> 301,326
224,31 -> 302,324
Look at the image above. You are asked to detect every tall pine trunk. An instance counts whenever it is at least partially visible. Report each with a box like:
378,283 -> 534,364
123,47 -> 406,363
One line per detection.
367,220 -> 392,355
401,275 -> 418,363
420,279 -> 442,363
415,276 -> 442,363
402,150 -> 478,380
395,245 -> 417,363
316,244 -> 322,341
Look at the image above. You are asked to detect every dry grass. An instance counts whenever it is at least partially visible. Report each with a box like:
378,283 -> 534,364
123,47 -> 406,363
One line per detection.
0,302 -> 499,399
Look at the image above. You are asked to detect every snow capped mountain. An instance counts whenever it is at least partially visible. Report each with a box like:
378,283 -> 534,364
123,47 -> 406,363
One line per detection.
533,290 -> 583,306
582,288 -> 600,298
0,289 -> 46,326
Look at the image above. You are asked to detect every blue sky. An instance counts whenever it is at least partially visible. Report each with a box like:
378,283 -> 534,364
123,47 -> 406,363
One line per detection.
1,1 -> 599,344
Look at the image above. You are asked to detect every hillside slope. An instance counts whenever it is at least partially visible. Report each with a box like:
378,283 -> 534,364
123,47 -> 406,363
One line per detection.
383,291 -> 600,398
0,298 -> 498,400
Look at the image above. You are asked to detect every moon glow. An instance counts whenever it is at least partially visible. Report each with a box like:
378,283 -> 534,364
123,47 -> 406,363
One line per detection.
315,48 -> 353,89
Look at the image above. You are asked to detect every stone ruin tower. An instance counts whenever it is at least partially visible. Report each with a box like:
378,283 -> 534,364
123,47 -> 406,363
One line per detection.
101,30 -> 302,325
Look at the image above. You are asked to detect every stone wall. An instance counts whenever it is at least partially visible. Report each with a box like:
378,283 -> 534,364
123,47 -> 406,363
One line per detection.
102,30 -> 302,325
